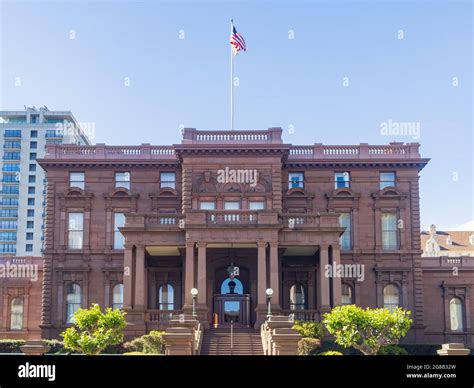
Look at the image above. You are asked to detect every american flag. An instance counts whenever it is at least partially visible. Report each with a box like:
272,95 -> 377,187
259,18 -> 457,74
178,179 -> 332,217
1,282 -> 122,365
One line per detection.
230,25 -> 246,55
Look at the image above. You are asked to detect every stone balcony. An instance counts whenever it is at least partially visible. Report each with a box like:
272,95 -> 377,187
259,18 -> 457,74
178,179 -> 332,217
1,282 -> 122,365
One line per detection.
123,211 -> 341,230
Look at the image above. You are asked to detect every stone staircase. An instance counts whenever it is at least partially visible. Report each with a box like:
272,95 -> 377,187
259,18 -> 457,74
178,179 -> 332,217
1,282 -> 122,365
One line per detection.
200,326 -> 264,355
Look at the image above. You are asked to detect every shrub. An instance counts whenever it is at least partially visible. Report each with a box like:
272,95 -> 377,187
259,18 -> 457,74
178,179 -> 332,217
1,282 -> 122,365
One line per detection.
323,305 -> 412,355
292,321 -> 324,339
0,339 -> 25,353
60,304 -> 127,355
43,339 -> 66,354
124,331 -> 165,354
378,345 -> 409,355
314,340 -> 362,355
318,351 -> 343,356
297,338 -> 321,355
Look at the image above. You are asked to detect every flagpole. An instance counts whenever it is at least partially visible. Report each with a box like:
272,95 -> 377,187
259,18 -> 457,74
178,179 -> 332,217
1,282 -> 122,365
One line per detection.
230,18 -> 234,131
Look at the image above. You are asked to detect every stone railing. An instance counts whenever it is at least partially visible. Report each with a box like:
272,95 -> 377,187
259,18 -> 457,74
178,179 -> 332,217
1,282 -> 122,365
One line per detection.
186,210 -> 279,227
289,142 -> 421,160
181,127 -> 283,144
162,314 -> 202,355
279,213 -> 341,229
123,214 -> 184,229
261,315 -> 301,355
280,309 -> 319,322
146,309 -> 183,322
43,143 -> 176,160
422,256 -> 472,269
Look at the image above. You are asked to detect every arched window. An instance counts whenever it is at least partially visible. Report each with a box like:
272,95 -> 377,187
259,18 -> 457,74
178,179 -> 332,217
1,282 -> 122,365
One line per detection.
66,283 -> 82,323
112,283 -> 123,310
450,297 -> 464,332
383,284 -> 399,312
221,278 -> 243,295
10,297 -> 23,330
341,284 -> 353,305
290,283 -> 306,310
158,284 -> 174,310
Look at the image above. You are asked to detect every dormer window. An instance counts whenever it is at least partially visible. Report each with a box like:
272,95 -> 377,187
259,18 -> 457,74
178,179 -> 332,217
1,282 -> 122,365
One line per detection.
446,236 -> 452,245
469,235 -> 474,246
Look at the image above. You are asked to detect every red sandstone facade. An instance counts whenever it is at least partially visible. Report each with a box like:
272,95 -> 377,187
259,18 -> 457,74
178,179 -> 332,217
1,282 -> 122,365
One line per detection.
31,128 -> 473,346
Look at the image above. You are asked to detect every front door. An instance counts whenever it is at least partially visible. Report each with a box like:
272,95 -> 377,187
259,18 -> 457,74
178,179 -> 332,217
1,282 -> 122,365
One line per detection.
213,277 -> 251,327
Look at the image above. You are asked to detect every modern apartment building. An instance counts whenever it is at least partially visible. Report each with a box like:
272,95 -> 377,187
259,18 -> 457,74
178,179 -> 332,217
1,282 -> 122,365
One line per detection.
0,107 -> 91,257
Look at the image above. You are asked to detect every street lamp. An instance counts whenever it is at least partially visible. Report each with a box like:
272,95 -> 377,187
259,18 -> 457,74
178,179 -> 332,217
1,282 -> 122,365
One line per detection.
266,288 -> 274,318
191,288 -> 199,318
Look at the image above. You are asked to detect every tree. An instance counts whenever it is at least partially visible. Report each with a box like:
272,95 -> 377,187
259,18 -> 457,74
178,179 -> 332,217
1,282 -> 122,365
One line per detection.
61,304 -> 126,355
323,305 -> 412,356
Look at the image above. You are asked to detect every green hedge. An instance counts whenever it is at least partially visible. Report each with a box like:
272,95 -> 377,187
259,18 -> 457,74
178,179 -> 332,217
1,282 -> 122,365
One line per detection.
0,339 -> 127,354
0,339 -> 26,353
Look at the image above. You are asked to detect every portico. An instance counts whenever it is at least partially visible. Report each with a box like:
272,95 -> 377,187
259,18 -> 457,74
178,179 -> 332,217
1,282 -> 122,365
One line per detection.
119,211 -> 343,335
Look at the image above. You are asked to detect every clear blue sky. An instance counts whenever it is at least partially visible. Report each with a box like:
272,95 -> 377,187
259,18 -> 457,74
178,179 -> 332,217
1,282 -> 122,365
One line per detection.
0,0 -> 472,231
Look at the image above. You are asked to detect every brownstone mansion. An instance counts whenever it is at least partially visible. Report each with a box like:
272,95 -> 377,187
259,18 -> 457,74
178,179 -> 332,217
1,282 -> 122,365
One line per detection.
12,127 -> 469,348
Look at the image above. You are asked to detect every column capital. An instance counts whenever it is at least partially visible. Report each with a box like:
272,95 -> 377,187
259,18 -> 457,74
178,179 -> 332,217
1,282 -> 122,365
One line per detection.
257,241 -> 267,248
185,241 -> 195,249
319,243 -> 330,250
196,241 -> 207,249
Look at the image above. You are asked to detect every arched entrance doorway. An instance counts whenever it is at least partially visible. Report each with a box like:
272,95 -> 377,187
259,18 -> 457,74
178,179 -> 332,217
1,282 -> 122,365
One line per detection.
213,266 -> 251,327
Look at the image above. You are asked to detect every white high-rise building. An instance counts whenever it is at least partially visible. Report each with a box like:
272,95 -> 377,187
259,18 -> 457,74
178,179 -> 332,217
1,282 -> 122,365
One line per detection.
0,106 -> 91,256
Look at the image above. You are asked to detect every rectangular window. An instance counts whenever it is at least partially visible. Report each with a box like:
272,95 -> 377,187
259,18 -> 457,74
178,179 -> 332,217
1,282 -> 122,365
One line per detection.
25,244 -> 33,252
0,220 -> 17,229
160,172 -> 176,189
339,213 -> 352,250
115,172 -> 130,190
29,164 -> 36,172
380,172 -> 396,190
288,172 -> 304,189
2,163 -> 20,172
335,172 -> 350,188
4,130 -> 21,138
0,244 -> 16,253
26,232 -> 33,241
249,201 -> 265,210
26,221 -> 34,229
381,213 -> 398,250
69,172 -> 85,190
2,175 -> 18,183
27,209 -> 34,217
0,209 -> 18,217
3,152 -> 21,160
68,213 -> 84,249
28,175 -> 36,183
113,213 -> 125,250
29,153 -> 36,160
3,141 -> 21,149
0,232 -> 17,241
28,187 -> 35,194
30,130 -> 38,138
199,202 -> 216,210
1,186 -> 19,194
30,141 -> 37,149
27,198 -> 35,206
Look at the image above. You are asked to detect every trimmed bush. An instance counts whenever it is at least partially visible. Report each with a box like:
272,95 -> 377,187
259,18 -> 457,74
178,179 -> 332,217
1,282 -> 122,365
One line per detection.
319,351 -> 343,356
378,345 -> 409,355
292,321 -> 324,339
297,338 -> 321,355
399,344 -> 440,356
124,331 -> 165,355
0,339 -> 25,353
314,340 -> 362,355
